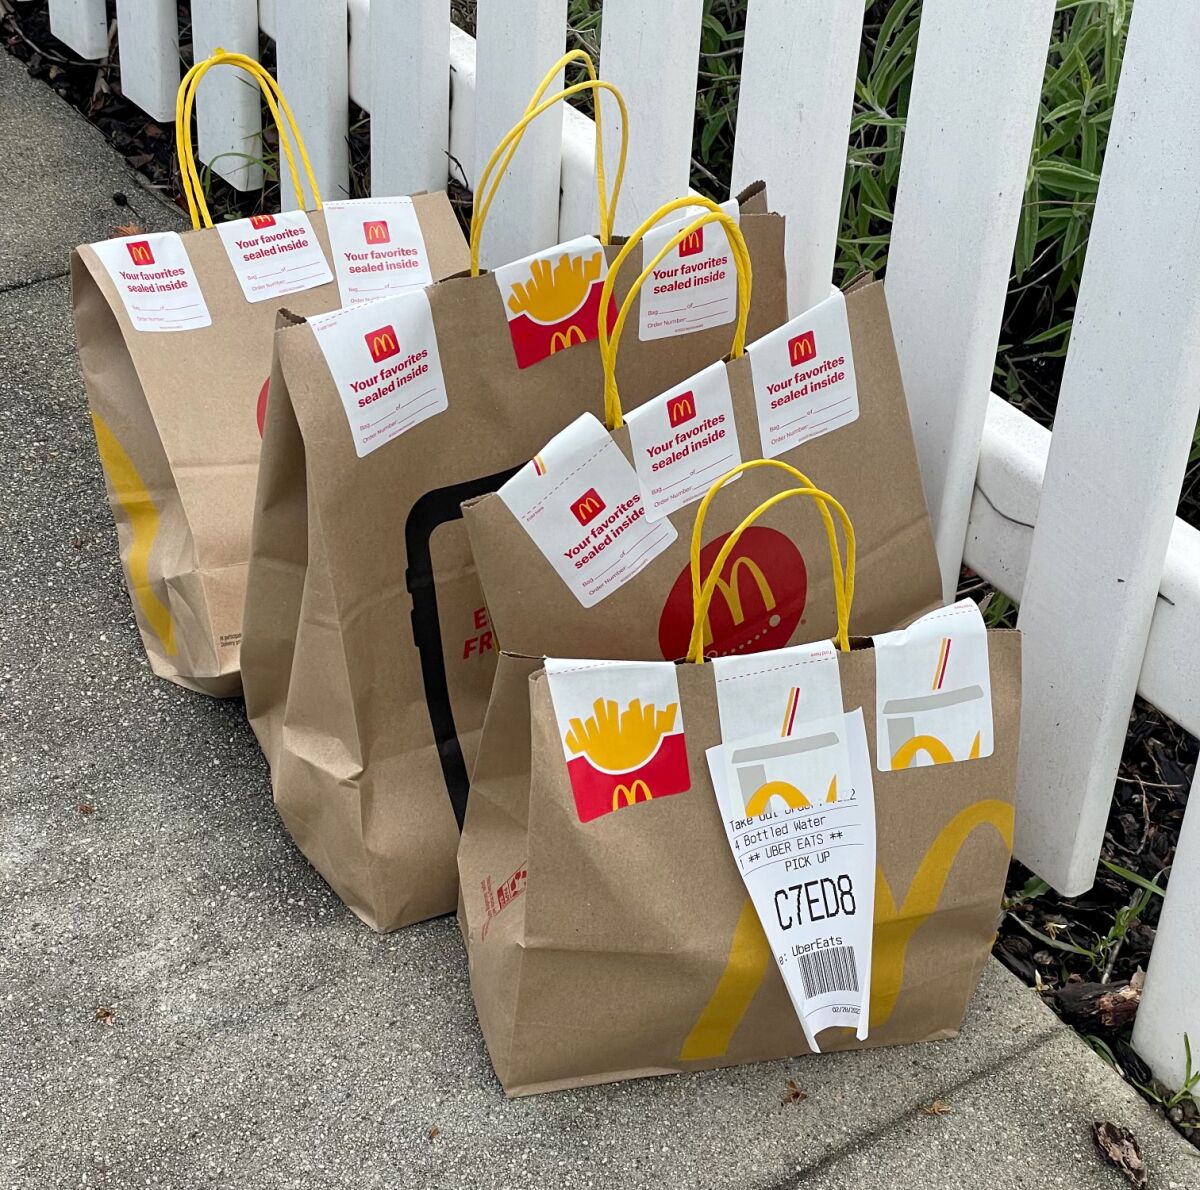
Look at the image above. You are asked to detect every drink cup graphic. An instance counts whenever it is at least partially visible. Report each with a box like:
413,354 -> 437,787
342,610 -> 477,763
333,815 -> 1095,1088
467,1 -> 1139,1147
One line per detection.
729,729 -> 841,816
881,685 -> 985,768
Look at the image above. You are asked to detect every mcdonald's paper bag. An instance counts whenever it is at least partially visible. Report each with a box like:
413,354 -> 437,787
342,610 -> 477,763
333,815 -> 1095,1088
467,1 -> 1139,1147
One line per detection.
460,607 -> 1021,1096
72,193 -> 468,695
462,278 -> 942,663
240,183 -> 790,931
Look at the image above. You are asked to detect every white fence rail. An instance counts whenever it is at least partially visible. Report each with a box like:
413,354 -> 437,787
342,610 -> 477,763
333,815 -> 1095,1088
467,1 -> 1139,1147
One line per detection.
51,0 -> 1199,1094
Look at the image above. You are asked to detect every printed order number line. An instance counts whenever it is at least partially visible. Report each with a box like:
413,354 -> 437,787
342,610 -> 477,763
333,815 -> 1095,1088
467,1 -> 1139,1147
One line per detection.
363,386 -> 440,430
657,452 -> 739,495
350,280 -> 425,294
776,395 -> 854,434
134,301 -> 204,313
589,525 -> 671,582
366,400 -> 441,441
651,296 -> 729,317
248,262 -> 330,282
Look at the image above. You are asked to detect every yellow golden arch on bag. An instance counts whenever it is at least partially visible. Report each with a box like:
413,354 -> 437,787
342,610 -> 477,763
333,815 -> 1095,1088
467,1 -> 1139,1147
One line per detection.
678,798 -> 1014,1062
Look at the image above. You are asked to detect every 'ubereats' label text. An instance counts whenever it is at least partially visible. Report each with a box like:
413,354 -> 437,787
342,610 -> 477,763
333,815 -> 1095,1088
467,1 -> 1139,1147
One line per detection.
498,413 -> 677,607
624,361 -> 742,520
746,290 -> 859,459
90,232 -> 211,332
324,197 -> 434,306
309,289 -> 447,458
639,199 -> 740,341
214,211 -> 334,303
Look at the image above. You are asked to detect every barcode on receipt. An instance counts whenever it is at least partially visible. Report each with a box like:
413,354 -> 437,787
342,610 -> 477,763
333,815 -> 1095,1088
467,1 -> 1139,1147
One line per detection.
797,945 -> 859,999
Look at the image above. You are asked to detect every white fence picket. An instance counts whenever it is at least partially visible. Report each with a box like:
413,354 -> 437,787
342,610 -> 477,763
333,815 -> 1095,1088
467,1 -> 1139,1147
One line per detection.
369,0 -> 449,197
1014,0 -> 1200,895
731,0 -> 863,316
598,0 -> 703,234
471,0 -> 568,268
48,0 -> 108,60
1132,779 -> 1200,1092
189,0 -> 263,192
115,0 -> 180,122
273,0 -> 349,209
886,0 -> 1056,601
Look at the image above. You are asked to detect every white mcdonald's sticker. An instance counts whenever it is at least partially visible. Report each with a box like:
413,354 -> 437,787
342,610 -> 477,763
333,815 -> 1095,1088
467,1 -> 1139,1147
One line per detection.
214,210 -> 334,303
624,361 -> 743,522
323,197 -> 433,306
706,706 -> 876,1053
308,288 -> 448,458
498,413 -> 677,607
712,639 -> 844,742
544,658 -> 690,824
90,232 -> 211,333
638,199 -> 740,341
746,289 -> 859,459
873,599 -> 994,772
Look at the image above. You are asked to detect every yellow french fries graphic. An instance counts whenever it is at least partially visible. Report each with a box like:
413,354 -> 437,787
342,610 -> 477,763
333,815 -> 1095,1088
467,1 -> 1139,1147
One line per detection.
679,798 -> 1013,1061
506,251 -> 603,323
91,412 -> 175,655
564,698 -> 678,773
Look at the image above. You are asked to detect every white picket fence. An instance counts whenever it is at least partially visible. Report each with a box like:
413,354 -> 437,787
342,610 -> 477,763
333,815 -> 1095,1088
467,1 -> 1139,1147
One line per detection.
48,0 -> 1200,1093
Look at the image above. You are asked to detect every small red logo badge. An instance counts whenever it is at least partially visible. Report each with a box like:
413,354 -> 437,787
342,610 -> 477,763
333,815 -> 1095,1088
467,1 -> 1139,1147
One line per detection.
788,331 -> 817,366
125,240 -> 155,266
571,488 -> 606,527
365,325 -> 401,363
249,214 -> 277,230
363,220 -> 391,244
668,390 -> 697,428
679,228 -> 704,257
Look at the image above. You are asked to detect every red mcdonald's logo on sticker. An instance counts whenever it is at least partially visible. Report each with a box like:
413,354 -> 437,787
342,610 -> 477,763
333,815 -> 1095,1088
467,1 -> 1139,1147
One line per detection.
571,488 -> 605,526
668,390 -> 697,428
365,325 -> 400,363
549,324 -> 587,354
363,220 -> 391,244
249,215 -> 277,229
789,331 -> 817,366
125,240 -> 155,266
679,228 -> 704,257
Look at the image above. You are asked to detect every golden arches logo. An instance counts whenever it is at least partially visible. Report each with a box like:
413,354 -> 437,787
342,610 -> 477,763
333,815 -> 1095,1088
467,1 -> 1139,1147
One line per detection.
678,798 -> 1014,1061
363,219 -> 390,244
564,697 -> 678,773
126,240 -> 154,266
788,331 -> 816,366
364,326 -> 399,363
549,324 -> 587,354
743,774 -> 837,818
679,228 -> 704,257
890,732 -> 982,769
668,394 -> 696,427
707,556 -> 776,637
506,251 -> 603,323
90,413 -> 175,656
613,780 -> 653,810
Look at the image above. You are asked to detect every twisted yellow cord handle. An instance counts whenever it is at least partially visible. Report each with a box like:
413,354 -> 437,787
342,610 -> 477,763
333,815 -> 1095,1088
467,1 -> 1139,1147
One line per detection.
596,206 -> 752,430
688,469 -> 856,661
175,49 -> 321,230
470,52 -> 629,275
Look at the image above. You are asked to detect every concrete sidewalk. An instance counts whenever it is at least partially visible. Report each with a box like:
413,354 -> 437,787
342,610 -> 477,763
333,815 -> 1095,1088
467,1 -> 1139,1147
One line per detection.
1,49 -> 1197,1189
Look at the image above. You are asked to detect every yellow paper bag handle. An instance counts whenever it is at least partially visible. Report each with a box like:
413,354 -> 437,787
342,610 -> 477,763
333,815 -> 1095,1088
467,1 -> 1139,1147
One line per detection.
470,52 -> 629,276
597,202 -> 752,430
688,461 -> 857,662
175,49 -> 322,231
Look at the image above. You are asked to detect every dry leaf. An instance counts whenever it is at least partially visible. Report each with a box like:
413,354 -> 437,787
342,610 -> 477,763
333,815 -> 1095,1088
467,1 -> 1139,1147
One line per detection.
77,803 -> 95,816
94,1005 -> 114,1026
114,222 -> 143,237
920,1099 -> 953,1116
1092,1121 -> 1148,1189
427,1127 -> 440,1140
781,1078 -> 808,1106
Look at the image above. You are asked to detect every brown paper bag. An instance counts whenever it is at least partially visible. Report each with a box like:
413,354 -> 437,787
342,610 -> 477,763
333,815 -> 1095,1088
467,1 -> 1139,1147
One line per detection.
460,482 -> 1021,1096
463,274 -> 942,663
71,51 -> 469,695
240,66 -> 792,931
